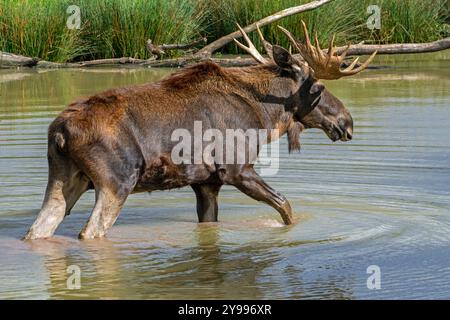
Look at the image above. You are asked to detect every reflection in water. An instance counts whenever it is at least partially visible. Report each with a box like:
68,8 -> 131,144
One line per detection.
15,224 -> 354,299
0,52 -> 450,299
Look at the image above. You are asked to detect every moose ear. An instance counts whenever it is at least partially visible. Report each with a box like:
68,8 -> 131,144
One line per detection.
272,45 -> 295,69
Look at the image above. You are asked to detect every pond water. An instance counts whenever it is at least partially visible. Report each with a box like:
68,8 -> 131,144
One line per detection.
0,52 -> 449,299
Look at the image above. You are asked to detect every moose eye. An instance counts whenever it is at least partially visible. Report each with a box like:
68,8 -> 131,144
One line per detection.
310,82 -> 325,95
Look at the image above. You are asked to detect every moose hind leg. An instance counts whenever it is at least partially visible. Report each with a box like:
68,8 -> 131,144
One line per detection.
228,167 -> 294,225
78,187 -> 128,240
23,180 -> 67,240
75,141 -> 140,239
23,176 -> 90,240
192,184 -> 222,222
23,157 -> 87,240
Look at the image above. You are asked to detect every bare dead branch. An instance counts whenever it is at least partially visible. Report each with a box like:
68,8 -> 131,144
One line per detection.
332,37 -> 450,55
1,37 -> 449,70
147,37 -> 207,59
0,52 -> 38,67
36,57 -> 151,68
195,0 -> 335,57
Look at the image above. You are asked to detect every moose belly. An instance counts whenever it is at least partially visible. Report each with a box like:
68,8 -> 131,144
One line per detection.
133,155 -> 213,192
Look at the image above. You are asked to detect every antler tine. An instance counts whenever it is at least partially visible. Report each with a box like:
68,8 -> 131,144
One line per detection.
314,32 -> 321,53
277,25 -> 307,63
325,34 -> 336,67
277,25 -> 301,53
300,20 -> 312,49
236,24 -> 254,50
343,57 -> 360,72
341,50 -> 378,75
233,23 -> 268,65
314,31 -> 328,61
256,23 -> 273,60
281,20 -> 378,79
327,34 -> 336,56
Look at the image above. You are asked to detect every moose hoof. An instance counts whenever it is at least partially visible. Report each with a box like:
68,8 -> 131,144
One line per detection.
279,200 -> 294,225
78,231 -> 106,240
78,227 -> 106,240
280,213 -> 294,225
22,228 -> 53,240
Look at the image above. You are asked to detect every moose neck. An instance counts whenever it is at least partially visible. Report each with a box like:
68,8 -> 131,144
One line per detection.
226,65 -> 303,152
230,65 -> 298,138
161,62 -> 300,149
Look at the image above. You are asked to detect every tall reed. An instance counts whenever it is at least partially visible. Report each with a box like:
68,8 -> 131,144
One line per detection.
203,0 -> 449,54
0,0 -> 448,62
0,0 -> 206,62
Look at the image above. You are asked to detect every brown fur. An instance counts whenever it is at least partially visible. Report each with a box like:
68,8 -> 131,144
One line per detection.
50,62 -> 287,156
25,54 -> 353,240
162,62 -> 277,96
287,121 -> 304,152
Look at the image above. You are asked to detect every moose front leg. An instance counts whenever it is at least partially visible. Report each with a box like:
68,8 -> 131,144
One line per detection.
191,184 -> 222,222
227,166 -> 293,225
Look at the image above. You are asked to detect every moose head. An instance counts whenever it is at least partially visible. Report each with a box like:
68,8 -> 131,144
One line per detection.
234,21 -> 377,143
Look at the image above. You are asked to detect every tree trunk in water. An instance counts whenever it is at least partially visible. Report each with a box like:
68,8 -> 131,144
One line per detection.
334,37 -> 450,55
0,52 -> 38,67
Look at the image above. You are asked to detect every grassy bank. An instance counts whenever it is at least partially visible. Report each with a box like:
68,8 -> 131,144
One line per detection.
0,0 -> 449,62
208,0 -> 450,53
0,0 -> 206,62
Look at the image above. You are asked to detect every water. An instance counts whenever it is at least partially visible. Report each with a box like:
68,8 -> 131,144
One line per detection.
0,52 -> 449,299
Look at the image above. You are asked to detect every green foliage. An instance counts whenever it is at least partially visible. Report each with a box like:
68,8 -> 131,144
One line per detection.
0,0 -> 448,62
204,0 -> 450,53
0,0 -> 206,62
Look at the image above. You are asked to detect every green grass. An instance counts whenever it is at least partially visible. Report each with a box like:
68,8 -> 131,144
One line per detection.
0,0 -> 448,62
78,0 -> 207,60
0,0 -> 206,62
205,0 -> 450,54
361,0 -> 450,43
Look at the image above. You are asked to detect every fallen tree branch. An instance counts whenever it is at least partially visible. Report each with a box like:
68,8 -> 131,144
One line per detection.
201,36 -> 450,67
0,52 -> 38,67
1,37 -> 449,69
0,53 -> 152,68
333,37 -> 450,55
205,36 -> 450,68
147,37 -> 207,59
2,0 -> 449,70
36,57 -> 150,68
195,0 -> 335,57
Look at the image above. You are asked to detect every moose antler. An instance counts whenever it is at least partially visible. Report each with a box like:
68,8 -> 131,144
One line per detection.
255,24 -> 274,60
234,23 -> 276,64
278,20 -> 377,80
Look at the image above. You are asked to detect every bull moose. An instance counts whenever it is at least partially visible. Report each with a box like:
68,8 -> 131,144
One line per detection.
24,22 -> 376,240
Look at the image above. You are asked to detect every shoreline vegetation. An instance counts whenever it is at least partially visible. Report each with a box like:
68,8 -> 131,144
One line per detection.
1,0 -> 449,68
